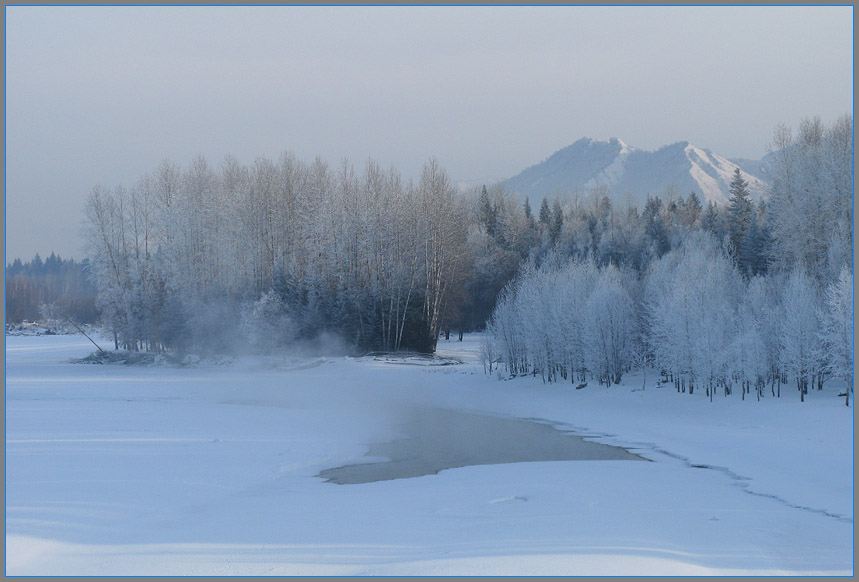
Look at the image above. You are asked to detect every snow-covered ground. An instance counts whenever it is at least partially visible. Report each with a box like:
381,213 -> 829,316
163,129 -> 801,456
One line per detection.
5,334 -> 854,575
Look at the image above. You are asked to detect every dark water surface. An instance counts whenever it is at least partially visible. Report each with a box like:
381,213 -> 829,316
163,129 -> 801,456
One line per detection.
319,408 -> 645,484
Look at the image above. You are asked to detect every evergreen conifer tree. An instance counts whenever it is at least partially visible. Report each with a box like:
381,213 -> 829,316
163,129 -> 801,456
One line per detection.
727,168 -> 753,265
538,197 -> 551,226
477,185 -> 497,238
741,215 -> 767,275
550,200 -> 564,244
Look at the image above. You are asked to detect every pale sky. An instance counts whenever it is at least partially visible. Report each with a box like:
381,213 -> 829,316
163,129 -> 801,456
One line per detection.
4,6 -> 853,261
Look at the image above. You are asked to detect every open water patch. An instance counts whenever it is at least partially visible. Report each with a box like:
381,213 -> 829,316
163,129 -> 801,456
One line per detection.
318,408 -> 645,484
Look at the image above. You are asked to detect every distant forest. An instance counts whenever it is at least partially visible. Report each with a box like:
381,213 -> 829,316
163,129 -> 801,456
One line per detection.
9,115 -> 853,404
5,253 -> 99,325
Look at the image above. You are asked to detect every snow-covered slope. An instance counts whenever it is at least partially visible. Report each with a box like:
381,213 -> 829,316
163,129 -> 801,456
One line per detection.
503,138 -> 770,207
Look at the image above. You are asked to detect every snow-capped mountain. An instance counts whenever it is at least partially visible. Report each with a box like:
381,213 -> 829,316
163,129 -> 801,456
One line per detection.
503,137 -> 770,207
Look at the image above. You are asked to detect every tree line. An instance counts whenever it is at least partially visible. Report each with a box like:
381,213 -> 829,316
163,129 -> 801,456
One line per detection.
483,115 -> 853,405
83,156 -> 470,354
5,253 -> 99,325
79,115 -> 851,402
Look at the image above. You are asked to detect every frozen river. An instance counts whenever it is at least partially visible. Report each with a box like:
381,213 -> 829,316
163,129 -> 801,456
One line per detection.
5,334 -> 853,575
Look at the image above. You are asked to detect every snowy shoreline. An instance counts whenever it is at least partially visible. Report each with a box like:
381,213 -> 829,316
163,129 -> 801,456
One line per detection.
5,334 -> 853,575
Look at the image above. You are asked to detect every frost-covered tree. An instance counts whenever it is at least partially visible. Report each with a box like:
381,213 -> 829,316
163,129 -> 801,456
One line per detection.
646,232 -> 741,399
779,269 -> 824,402
485,255 -> 636,385
743,276 -> 783,397
486,282 -> 526,376
730,277 -> 776,400
551,260 -> 597,382
476,185 -> 498,239
701,201 -> 725,241
767,116 -> 854,283
584,265 -> 635,385
726,168 -> 753,266
417,159 -> 470,352
83,185 -> 135,350
819,266 -> 853,406
681,191 -> 703,227
740,211 -> 769,276
550,199 -> 564,244
459,185 -> 534,333
82,153 -> 473,355
538,197 -> 551,228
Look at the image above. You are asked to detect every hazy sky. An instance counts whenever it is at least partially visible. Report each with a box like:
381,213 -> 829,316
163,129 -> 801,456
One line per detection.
5,6 -> 853,261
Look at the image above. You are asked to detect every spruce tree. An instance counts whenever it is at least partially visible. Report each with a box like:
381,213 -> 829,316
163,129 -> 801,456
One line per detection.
727,168 -> 753,264
701,201 -> 722,238
550,200 -> 564,244
643,195 -> 663,224
477,185 -> 497,238
741,215 -> 767,275
538,197 -> 551,226
646,216 -> 670,257
643,195 -> 669,256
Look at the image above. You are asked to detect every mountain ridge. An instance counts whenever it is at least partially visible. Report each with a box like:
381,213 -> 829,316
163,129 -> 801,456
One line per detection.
502,137 -> 770,207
